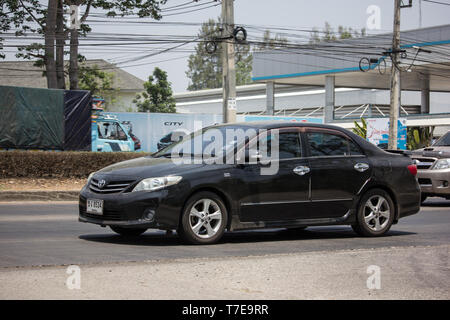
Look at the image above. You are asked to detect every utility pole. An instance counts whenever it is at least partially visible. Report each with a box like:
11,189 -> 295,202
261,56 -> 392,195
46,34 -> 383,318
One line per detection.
388,0 -> 402,150
221,0 -> 237,123
419,0 -> 422,28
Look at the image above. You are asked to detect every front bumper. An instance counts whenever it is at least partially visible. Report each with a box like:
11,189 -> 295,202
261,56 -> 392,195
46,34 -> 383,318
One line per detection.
417,168 -> 450,198
78,184 -> 186,229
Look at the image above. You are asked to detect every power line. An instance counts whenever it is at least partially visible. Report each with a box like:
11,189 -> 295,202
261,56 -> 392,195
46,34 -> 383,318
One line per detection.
160,1 -> 196,11
161,0 -> 218,13
422,0 -> 450,6
161,1 -> 221,17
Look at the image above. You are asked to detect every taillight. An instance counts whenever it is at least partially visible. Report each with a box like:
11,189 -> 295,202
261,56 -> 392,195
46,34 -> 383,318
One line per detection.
407,164 -> 417,176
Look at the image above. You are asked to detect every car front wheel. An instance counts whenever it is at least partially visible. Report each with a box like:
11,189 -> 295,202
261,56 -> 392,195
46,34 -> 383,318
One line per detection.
178,192 -> 227,245
352,189 -> 394,237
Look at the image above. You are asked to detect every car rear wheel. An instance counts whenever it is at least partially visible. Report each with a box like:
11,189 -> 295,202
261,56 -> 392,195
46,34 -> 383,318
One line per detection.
352,189 -> 394,237
178,191 -> 227,245
110,226 -> 147,237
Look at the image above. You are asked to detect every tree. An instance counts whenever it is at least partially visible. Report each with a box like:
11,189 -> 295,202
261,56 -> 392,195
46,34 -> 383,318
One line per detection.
309,22 -> 367,43
133,67 -> 176,113
1,0 -> 165,89
1,0 -> 57,87
255,30 -> 288,51
78,63 -> 114,92
352,118 -> 367,138
78,63 -> 118,110
322,22 -> 336,42
68,0 -> 166,90
186,19 -> 253,91
407,126 -> 434,150
45,0 -> 58,88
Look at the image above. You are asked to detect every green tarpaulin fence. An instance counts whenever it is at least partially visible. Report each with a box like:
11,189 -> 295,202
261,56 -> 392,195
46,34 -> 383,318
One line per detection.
0,85 -> 91,150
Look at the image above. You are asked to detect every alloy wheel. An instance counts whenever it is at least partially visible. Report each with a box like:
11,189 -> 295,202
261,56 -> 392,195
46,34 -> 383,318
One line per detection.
189,198 -> 222,239
363,195 -> 391,231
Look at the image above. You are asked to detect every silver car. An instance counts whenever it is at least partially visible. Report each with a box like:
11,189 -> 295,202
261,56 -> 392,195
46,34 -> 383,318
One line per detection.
411,131 -> 450,203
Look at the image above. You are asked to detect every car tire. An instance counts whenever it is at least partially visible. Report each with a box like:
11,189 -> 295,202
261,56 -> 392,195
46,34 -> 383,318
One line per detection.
352,188 -> 395,237
110,226 -> 147,237
178,191 -> 228,245
421,194 -> 428,204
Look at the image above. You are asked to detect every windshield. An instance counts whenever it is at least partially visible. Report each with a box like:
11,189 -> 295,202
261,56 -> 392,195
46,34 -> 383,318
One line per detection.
159,132 -> 173,143
433,132 -> 450,146
153,125 -> 256,158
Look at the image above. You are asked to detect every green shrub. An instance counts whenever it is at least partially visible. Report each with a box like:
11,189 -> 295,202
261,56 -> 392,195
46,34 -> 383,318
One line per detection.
0,151 -> 150,178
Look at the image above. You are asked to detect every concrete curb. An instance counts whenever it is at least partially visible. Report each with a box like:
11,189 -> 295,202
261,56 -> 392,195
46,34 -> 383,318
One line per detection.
0,191 -> 79,202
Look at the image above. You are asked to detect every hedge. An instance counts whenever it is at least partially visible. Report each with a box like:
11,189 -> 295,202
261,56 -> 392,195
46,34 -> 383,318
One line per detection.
0,151 -> 150,178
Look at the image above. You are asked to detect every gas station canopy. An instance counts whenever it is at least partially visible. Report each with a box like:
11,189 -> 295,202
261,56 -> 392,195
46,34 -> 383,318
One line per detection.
252,24 -> 450,92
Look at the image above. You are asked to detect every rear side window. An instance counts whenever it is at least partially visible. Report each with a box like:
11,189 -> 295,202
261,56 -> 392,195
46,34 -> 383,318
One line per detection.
306,132 -> 361,156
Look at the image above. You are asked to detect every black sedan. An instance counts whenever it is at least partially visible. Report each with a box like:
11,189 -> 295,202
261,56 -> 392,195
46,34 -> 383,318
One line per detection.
79,122 -> 421,244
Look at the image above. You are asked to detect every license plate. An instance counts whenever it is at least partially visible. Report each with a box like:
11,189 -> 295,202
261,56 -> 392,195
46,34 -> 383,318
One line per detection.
86,199 -> 103,215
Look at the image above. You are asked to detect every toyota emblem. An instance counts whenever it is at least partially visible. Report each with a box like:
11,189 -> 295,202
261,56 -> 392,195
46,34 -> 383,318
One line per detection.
98,179 -> 106,189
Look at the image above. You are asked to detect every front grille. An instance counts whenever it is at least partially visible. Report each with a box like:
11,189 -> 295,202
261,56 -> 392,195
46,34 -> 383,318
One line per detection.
418,178 -> 432,185
412,157 -> 436,170
89,178 -> 135,194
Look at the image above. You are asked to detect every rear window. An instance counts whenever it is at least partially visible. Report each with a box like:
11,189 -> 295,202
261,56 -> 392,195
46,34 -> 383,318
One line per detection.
434,132 -> 450,146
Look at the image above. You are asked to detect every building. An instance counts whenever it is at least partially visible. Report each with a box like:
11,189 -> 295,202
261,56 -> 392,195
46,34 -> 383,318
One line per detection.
175,24 -> 450,134
175,83 -> 429,117
0,59 -> 144,112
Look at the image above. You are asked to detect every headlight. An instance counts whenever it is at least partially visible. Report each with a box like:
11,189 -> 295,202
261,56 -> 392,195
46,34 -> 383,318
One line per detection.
132,176 -> 182,192
433,159 -> 450,170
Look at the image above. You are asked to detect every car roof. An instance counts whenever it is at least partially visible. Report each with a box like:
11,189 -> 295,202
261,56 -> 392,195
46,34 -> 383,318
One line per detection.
211,120 -> 347,131
210,120 -> 386,155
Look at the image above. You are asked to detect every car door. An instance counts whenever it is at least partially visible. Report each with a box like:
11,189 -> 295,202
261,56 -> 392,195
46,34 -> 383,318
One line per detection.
304,128 -> 371,218
237,127 -> 311,222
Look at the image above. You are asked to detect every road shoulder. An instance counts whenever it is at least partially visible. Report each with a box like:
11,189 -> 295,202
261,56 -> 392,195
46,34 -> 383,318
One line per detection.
1,244 -> 448,300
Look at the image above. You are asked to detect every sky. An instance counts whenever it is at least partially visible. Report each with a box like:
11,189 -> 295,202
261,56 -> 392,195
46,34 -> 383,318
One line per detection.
3,0 -> 450,93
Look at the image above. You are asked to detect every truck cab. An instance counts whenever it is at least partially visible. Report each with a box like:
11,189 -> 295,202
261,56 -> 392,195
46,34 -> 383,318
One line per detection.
92,114 -> 135,152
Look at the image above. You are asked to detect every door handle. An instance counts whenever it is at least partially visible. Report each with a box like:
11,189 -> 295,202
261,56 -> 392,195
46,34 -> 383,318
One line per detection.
293,166 -> 310,176
354,163 -> 370,172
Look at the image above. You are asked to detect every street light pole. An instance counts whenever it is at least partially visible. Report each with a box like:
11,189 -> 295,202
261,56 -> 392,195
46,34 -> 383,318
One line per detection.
221,0 -> 237,123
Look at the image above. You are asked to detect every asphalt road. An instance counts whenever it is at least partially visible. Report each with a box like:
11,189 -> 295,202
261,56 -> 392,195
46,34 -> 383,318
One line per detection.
0,198 -> 449,268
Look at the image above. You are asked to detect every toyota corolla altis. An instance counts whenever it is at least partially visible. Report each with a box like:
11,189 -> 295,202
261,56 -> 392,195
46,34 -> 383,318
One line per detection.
79,122 -> 421,244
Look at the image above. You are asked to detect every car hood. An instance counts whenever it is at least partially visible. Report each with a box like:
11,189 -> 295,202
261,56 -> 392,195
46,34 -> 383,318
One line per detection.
411,146 -> 450,158
96,156 -> 205,178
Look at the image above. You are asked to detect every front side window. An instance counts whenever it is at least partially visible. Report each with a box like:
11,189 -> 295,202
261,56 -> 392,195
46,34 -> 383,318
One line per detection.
259,131 -> 302,160
307,132 -> 352,156
97,122 -> 128,141
153,125 -> 257,158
